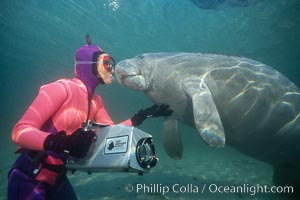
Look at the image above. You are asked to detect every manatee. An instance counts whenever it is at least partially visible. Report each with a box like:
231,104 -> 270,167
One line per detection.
115,53 -> 300,193
115,53 -> 300,158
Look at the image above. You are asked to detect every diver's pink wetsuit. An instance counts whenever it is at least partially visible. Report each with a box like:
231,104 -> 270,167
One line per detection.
11,76 -> 133,186
12,78 -> 132,151
8,44 -> 132,199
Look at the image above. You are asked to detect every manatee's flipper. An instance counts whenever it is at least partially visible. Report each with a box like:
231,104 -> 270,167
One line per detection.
162,119 -> 183,160
182,77 -> 225,147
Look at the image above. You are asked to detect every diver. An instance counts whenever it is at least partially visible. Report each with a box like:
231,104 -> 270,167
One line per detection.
7,35 -> 173,200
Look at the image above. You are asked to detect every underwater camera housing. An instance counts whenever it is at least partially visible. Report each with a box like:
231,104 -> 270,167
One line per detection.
66,121 -> 158,175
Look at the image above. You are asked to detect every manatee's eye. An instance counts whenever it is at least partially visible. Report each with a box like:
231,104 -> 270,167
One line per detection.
137,55 -> 144,59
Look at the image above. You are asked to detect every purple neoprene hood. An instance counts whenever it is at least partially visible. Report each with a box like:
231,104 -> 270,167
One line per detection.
74,44 -> 103,94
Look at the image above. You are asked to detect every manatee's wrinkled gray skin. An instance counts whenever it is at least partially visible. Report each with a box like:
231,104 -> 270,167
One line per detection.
115,53 -> 300,192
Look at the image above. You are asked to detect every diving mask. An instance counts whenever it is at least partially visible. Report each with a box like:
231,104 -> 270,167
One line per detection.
75,54 -> 116,73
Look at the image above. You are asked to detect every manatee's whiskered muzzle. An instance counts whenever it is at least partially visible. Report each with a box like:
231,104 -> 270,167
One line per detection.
115,61 -> 142,86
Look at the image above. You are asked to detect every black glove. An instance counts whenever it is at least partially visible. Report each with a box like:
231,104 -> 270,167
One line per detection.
66,128 -> 97,158
131,104 -> 173,126
43,131 -> 68,154
43,129 -> 97,158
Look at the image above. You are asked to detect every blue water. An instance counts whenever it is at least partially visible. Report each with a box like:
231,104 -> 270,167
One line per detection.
0,0 -> 299,199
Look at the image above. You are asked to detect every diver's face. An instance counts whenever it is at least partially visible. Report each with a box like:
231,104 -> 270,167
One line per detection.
97,54 -> 114,84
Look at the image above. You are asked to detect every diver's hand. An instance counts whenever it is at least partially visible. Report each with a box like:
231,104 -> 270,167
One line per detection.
131,104 -> 173,126
43,129 -> 96,158
143,104 -> 173,118
43,131 -> 68,154
66,128 -> 97,158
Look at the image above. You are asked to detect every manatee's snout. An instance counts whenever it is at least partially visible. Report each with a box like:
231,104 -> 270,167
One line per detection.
115,60 -> 138,82
115,60 -> 147,91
